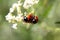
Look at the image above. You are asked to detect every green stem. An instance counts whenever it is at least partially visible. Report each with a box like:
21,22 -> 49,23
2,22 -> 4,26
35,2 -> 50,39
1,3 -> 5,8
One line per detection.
26,24 -> 32,40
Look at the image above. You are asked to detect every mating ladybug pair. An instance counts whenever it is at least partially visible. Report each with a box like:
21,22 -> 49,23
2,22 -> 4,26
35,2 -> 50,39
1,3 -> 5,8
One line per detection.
23,13 -> 38,24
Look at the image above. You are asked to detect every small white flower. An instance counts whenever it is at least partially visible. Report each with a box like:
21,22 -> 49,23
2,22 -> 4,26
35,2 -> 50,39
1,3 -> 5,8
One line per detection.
23,0 -> 33,9
15,14 -> 23,22
9,8 -> 14,13
12,23 -> 17,29
5,13 -> 12,20
12,3 -> 18,9
5,13 -> 15,22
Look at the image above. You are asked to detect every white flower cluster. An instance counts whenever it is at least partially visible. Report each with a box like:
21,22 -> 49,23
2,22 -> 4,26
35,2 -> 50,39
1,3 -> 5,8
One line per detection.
23,0 -> 39,9
5,1 -> 22,23
5,0 -> 39,29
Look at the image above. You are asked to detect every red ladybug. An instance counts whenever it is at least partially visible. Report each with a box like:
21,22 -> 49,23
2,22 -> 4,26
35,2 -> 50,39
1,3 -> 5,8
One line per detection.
32,16 -> 38,24
23,13 -> 38,24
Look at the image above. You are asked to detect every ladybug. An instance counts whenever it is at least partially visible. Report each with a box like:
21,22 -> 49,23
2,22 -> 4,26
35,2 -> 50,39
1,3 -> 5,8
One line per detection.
23,16 -> 28,22
32,16 -> 38,24
23,13 -> 38,24
27,14 -> 35,23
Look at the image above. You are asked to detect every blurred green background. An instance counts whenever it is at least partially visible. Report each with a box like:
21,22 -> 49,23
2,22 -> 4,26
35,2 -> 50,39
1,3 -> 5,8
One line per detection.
0,0 -> 60,40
